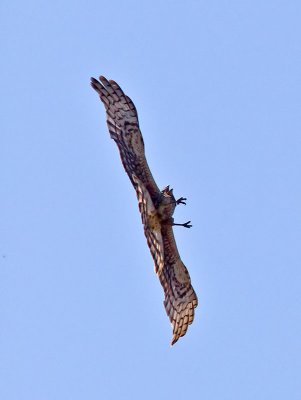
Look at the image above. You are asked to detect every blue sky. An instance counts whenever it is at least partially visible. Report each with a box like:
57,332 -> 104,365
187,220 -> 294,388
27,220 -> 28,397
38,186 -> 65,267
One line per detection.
1,0 -> 301,399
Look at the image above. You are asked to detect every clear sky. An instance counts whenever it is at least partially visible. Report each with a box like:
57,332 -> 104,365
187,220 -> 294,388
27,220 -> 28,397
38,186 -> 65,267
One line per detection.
1,1 -> 300,399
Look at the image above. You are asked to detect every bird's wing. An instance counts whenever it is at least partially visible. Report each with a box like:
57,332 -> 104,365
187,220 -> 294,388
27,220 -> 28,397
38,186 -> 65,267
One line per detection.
91,76 -> 161,202
159,224 -> 198,345
134,175 -> 198,345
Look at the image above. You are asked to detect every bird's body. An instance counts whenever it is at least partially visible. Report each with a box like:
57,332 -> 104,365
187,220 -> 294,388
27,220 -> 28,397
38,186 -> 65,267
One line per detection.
91,76 -> 198,345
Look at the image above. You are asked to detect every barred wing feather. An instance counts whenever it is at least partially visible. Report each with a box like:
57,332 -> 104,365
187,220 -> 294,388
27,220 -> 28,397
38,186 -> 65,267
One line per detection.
91,76 -> 160,202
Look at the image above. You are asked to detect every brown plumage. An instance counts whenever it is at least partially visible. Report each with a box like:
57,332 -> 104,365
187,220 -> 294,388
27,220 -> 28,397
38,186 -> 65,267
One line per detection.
91,76 -> 198,345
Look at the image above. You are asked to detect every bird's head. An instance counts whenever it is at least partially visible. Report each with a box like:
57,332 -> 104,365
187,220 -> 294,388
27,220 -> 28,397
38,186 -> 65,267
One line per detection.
162,185 -> 173,197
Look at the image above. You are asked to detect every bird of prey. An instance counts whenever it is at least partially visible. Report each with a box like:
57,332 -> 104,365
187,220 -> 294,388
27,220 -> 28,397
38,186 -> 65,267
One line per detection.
91,76 -> 198,345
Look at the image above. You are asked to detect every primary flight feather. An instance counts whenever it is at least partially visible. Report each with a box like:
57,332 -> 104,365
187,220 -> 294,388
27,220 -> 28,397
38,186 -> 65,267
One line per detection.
91,76 -> 198,345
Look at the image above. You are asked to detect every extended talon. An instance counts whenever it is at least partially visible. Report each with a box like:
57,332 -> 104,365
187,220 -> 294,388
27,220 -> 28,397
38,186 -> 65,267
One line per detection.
173,220 -> 192,229
176,197 -> 187,205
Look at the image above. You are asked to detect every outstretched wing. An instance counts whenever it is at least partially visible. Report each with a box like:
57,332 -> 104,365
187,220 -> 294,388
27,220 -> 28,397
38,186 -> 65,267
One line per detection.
134,175 -> 198,345
160,224 -> 198,345
91,76 -> 160,202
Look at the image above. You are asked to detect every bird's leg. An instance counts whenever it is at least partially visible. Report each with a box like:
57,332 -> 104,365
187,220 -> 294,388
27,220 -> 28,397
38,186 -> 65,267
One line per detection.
176,197 -> 187,206
173,220 -> 192,229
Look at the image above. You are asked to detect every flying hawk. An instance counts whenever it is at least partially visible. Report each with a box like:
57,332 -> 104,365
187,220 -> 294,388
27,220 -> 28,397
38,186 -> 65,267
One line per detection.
91,76 -> 198,345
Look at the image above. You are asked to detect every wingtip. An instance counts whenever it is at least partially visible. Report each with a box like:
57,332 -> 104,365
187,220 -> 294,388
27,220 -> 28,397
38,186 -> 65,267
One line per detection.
90,77 -> 99,90
170,335 -> 179,346
99,75 -> 109,84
